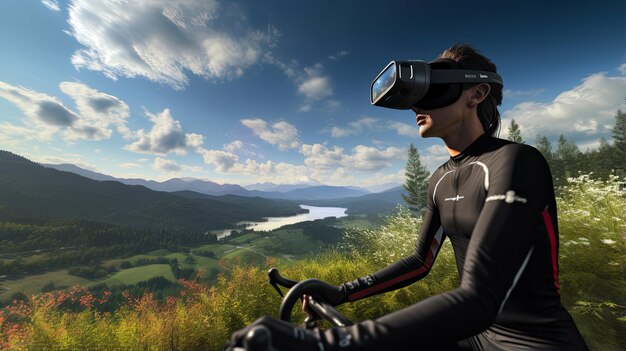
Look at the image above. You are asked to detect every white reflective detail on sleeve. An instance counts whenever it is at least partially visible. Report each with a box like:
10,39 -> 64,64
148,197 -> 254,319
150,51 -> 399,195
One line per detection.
433,170 -> 455,206
486,190 -> 527,204
431,227 -> 444,258
468,161 -> 489,191
498,246 -> 534,314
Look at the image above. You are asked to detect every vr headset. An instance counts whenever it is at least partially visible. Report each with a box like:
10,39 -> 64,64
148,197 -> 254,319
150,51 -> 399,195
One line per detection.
370,58 -> 503,110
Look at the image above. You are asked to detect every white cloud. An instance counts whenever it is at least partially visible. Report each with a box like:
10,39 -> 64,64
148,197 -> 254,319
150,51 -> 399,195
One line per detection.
59,81 -> 131,140
0,81 -> 133,142
0,82 -> 78,130
223,140 -> 243,152
301,143 -> 405,171
348,145 -> 406,171
119,162 -> 142,169
298,76 -> 332,101
153,157 -> 182,173
503,88 -> 546,99
41,0 -> 60,11
331,117 -> 380,138
328,50 -> 349,61
66,0 -> 277,89
618,63 -> 626,75
198,148 -> 239,172
266,55 -> 337,112
422,144 -> 450,172
330,127 -> 351,138
388,121 -> 418,137
502,72 -> 626,142
125,108 -> 204,155
240,118 -> 300,150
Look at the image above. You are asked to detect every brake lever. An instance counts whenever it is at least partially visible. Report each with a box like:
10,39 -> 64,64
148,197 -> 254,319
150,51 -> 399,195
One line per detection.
267,268 -> 298,297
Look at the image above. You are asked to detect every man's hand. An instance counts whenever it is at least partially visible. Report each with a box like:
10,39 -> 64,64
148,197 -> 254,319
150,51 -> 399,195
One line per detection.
227,316 -> 325,351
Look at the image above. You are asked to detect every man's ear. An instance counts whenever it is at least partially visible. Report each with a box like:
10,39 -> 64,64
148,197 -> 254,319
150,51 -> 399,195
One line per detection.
468,83 -> 491,106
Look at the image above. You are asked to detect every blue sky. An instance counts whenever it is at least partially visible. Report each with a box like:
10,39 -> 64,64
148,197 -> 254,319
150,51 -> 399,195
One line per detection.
0,0 -> 624,188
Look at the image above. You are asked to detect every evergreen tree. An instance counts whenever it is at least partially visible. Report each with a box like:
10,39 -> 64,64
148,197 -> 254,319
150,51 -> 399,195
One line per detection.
507,119 -> 524,143
402,144 -> 430,215
535,134 -> 554,170
611,109 -> 626,176
553,134 -> 582,186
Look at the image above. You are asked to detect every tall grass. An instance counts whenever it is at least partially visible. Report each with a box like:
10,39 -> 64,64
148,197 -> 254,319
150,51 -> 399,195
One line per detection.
0,174 -> 623,350
556,174 -> 625,350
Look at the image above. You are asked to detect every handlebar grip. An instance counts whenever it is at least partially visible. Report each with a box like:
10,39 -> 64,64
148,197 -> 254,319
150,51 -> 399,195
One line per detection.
244,325 -> 272,351
307,296 -> 353,327
268,268 -> 298,288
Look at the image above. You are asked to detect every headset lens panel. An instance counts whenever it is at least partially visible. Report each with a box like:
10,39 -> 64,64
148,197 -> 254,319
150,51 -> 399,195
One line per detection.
371,63 -> 397,104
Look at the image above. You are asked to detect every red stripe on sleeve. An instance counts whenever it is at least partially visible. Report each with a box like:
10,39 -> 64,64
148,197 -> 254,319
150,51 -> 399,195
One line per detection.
541,208 -> 560,293
348,238 -> 439,302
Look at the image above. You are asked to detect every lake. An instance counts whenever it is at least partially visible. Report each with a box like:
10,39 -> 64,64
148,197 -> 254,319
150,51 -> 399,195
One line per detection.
213,205 -> 348,239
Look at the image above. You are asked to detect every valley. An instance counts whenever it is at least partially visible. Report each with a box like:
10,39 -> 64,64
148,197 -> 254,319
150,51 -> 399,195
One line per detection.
0,214 -> 379,303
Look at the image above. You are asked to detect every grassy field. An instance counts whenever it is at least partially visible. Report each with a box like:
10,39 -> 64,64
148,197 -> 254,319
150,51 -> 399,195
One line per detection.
0,270 -> 93,302
100,264 -> 176,287
337,214 -> 379,229
0,215 -> 374,301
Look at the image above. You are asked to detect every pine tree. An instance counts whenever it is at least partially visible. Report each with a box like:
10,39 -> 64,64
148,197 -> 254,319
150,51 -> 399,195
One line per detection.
507,119 -> 524,143
611,109 -> 626,176
535,135 -> 553,163
402,144 -> 430,215
553,134 -> 582,186
535,134 -> 556,183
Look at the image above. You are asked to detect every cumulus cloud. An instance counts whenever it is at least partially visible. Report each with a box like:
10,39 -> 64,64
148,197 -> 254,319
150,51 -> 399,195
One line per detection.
388,121 -> 418,137
501,72 -> 626,143
618,63 -> 626,75
331,117 -> 380,138
41,0 -> 60,11
240,118 -> 300,150
0,81 -> 133,142
153,157 -> 182,173
266,55 -> 338,112
66,0 -> 277,89
197,148 -> 239,172
125,108 -> 204,155
301,143 -> 405,171
0,82 -> 78,130
59,81 -> 131,139
298,76 -> 332,101
421,144 -> 450,172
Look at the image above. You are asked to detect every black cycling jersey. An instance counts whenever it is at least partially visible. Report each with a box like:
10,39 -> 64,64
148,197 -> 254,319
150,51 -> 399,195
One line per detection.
326,134 -> 588,350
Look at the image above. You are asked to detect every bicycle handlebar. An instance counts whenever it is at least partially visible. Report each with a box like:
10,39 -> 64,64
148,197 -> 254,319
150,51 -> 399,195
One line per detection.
278,278 -> 353,327
229,325 -> 273,351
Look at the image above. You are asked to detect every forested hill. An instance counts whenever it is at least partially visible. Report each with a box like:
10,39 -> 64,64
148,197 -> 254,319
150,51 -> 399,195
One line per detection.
0,151 -> 304,232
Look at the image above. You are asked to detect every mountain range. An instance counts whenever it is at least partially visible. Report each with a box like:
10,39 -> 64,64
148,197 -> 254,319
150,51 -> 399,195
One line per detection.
0,151 -> 407,232
0,151 -> 307,232
43,163 -> 396,200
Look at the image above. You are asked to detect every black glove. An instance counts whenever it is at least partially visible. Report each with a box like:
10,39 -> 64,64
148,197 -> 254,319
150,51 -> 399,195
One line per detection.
227,316 -> 326,351
314,280 -> 351,306
308,275 -> 375,307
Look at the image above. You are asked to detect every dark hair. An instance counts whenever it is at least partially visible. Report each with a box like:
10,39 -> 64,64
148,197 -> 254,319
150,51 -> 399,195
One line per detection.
437,44 -> 503,136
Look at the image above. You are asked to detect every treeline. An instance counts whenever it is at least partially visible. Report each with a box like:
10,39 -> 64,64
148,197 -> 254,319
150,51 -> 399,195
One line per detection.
0,219 -> 217,254
509,109 -> 625,187
282,217 -> 344,244
0,219 -> 217,276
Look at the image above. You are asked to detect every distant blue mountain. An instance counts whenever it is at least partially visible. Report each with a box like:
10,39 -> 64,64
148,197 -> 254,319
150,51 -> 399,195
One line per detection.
301,186 -> 407,215
277,185 -> 370,200
42,164 -> 370,200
